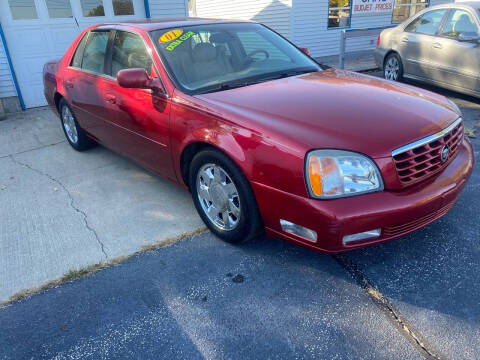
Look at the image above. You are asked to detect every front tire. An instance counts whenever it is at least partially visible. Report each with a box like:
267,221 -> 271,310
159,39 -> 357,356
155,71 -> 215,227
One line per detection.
59,98 -> 93,151
384,53 -> 403,81
189,149 -> 263,244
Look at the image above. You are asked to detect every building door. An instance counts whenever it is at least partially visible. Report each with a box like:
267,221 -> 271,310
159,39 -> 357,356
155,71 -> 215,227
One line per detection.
0,0 -> 146,108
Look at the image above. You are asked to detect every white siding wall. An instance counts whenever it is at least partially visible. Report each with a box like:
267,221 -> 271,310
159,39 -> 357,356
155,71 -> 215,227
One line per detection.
149,0 -> 188,18
292,0 -> 455,57
0,40 -> 16,99
195,0 -> 292,38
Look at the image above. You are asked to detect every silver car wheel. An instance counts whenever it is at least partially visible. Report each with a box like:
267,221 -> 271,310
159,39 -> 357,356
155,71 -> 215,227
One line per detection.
384,56 -> 400,81
62,106 -> 78,144
196,163 -> 241,231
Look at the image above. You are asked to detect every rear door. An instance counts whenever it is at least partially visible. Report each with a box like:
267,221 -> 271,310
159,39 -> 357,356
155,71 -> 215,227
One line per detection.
400,9 -> 448,79
102,29 -> 174,178
63,29 -> 112,139
429,8 -> 480,93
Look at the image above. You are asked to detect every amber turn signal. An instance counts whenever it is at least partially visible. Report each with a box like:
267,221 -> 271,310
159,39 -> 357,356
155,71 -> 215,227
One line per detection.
308,156 -> 323,196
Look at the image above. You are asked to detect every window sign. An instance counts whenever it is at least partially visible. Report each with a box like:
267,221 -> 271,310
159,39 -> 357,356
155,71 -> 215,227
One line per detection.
352,0 -> 394,16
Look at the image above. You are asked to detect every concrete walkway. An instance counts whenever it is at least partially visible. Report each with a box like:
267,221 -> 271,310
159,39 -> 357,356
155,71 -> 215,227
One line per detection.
0,107 -> 204,302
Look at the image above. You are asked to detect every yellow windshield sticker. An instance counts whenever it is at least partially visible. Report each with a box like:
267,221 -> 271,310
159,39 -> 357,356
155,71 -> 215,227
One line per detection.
159,29 -> 184,43
164,31 -> 195,51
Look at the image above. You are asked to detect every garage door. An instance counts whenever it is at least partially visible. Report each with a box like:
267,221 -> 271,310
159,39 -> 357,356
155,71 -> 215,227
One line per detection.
0,0 -> 146,108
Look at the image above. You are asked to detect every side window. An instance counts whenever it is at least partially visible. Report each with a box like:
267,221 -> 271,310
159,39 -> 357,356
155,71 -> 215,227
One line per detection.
8,0 -> 38,20
81,31 -> 109,74
328,0 -> 351,28
45,0 -> 72,18
440,9 -> 479,39
111,31 -> 153,78
81,0 -> 105,17
112,0 -> 135,15
393,0 -> 429,24
405,9 -> 447,35
70,33 -> 89,68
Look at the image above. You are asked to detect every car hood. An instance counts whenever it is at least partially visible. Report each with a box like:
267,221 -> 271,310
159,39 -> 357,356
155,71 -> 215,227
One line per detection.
195,69 -> 460,158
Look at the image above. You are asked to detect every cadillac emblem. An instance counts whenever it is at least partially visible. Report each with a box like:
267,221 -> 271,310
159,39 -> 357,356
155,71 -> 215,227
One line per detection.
440,145 -> 449,163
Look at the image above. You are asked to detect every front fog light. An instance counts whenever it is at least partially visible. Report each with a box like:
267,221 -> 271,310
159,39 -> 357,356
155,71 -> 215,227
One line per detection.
280,219 -> 317,242
343,229 -> 381,245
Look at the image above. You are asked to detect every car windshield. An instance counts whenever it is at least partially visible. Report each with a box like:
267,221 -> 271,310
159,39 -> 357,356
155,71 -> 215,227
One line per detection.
151,22 -> 321,95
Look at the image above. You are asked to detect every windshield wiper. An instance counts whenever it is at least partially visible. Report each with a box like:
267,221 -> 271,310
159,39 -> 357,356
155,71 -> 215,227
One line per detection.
197,80 -> 260,94
257,68 -> 317,82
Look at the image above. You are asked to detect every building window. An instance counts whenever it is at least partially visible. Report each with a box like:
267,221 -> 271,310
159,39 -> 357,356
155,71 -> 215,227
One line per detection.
328,0 -> 351,28
113,0 -> 134,16
81,0 -> 105,17
393,0 -> 429,23
8,0 -> 38,20
46,0 -> 73,18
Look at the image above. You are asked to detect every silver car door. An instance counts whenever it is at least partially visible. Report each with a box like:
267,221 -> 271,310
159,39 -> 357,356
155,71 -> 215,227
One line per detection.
401,9 -> 448,78
430,8 -> 480,93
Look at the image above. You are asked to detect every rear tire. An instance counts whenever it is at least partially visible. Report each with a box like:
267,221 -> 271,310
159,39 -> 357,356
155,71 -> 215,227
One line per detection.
384,53 -> 403,81
189,149 -> 263,244
59,98 -> 94,151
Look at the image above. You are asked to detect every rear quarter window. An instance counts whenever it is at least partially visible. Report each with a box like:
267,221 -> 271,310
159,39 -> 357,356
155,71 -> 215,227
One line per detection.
70,32 -> 89,68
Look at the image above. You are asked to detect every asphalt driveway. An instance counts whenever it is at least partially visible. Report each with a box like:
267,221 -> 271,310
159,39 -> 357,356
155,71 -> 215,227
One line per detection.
0,78 -> 479,359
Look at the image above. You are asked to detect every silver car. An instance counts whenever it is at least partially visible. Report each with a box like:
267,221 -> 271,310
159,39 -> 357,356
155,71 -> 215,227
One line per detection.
375,2 -> 480,97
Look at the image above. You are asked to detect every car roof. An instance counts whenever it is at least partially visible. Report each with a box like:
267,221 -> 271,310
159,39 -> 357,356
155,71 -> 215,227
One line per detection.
96,17 -> 254,32
431,1 -> 480,10
451,1 -> 480,9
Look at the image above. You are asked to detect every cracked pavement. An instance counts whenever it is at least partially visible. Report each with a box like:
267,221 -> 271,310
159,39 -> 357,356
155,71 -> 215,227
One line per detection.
0,81 -> 479,359
0,107 -> 204,301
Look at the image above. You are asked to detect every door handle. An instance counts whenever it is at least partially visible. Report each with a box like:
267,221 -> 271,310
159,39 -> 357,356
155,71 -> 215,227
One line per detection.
64,80 -> 73,89
105,94 -> 116,104
402,37 -> 409,43
432,42 -> 443,49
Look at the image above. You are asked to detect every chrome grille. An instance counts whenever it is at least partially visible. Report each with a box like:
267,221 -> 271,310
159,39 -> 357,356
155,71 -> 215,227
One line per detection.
392,118 -> 463,185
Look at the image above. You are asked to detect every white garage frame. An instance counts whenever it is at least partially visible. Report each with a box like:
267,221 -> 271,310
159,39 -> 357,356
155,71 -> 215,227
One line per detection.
0,0 -> 146,109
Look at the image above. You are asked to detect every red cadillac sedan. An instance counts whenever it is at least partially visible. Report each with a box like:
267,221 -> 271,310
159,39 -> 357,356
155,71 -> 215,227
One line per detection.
43,18 -> 474,253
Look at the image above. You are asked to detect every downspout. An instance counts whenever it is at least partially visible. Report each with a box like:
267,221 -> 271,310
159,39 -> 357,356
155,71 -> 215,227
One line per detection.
143,0 -> 151,18
0,23 -> 25,111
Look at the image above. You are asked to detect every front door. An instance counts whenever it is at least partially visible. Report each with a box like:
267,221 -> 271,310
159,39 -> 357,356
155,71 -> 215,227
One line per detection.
102,30 -> 174,179
400,9 -> 448,79
429,8 -> 480,94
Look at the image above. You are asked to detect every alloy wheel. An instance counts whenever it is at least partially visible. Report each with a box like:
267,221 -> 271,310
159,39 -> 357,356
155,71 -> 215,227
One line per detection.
384,57 -> 400,81
196,163 -> 241,231
62,106 -> 78,144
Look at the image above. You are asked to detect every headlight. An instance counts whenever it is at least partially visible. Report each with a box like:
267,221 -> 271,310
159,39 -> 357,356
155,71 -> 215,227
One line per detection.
306,150 -> 384,199
447,99 -> 462,116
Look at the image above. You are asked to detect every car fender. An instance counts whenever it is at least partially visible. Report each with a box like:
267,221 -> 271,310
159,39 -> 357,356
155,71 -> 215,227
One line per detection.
170,95 -> 308,197
170,98 -> 251,187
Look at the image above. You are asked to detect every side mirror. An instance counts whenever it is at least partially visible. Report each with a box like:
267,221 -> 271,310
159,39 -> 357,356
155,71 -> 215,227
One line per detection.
458,32 -> 480,43
117,68 -> 164,93
299,47 -> 311,56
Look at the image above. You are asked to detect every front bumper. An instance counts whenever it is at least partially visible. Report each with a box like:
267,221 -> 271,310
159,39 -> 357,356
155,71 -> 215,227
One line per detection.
252,138 -> 474,253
